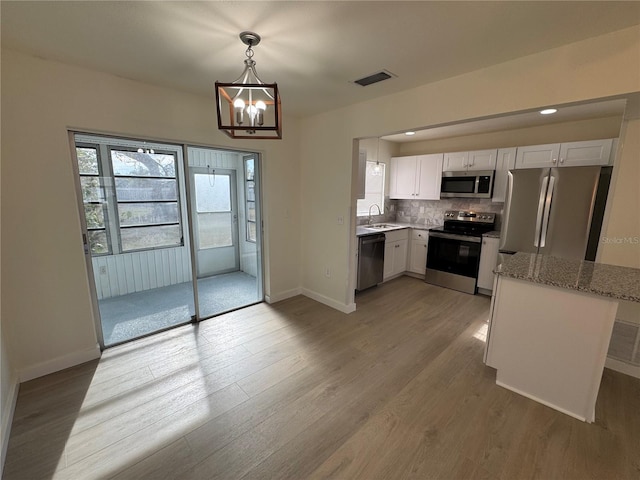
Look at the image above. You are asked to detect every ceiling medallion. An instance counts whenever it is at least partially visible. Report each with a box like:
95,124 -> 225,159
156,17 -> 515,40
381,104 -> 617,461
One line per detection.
215,31 -> 282,139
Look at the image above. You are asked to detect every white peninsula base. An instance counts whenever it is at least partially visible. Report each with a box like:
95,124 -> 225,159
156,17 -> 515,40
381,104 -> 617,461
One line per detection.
484,276 -> 618,423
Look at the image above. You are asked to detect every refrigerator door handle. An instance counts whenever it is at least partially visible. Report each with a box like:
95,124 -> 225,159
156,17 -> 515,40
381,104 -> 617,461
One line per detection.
499,171 -> 514,251
539,175 -> 555,248
534,175 -> 549,248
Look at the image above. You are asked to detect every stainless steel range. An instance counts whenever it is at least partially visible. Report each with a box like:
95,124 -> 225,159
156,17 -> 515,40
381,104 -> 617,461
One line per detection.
425,210 -> 496,294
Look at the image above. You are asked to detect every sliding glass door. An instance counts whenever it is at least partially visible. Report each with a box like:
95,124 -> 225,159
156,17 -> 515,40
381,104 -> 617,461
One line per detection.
74,136 -> 195,347
72,134 -> 263,348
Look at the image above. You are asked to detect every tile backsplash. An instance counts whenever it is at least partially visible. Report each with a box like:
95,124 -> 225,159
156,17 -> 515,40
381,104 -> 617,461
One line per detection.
395,199 -> 504,229
357,198 -> 504,229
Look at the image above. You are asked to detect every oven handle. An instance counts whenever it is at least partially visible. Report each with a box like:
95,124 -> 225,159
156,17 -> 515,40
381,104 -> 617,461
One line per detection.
428,231 -> 482,244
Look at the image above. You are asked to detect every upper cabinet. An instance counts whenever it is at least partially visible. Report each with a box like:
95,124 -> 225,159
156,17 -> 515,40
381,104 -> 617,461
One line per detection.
492,147 -> 517,203
515,139 -> 613,169
442,151 -> 468,171
443,149 -> 497,172
390,154 -> 443,200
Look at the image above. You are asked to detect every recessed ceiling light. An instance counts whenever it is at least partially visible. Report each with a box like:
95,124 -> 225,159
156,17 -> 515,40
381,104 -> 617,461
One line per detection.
540,108 -> 558,115
405,131 -> 416,136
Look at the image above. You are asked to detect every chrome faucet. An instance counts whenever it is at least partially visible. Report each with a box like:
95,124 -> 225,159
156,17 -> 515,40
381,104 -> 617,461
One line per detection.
368,203 -> 382,225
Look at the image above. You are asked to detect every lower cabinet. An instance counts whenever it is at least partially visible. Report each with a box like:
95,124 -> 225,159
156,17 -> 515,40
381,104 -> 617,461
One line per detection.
383,229 -> 408,280
477,236 -> 500,291
408,229 -> 429,275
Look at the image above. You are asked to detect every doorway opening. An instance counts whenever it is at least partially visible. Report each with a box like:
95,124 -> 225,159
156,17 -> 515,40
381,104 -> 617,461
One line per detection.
72,134 -> 263,347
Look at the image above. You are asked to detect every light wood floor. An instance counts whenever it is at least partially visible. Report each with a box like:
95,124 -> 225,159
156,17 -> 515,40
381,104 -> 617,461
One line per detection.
4,276 -> 640,479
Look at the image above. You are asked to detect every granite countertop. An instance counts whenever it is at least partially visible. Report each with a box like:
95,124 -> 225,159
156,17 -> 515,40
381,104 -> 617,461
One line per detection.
497,252 -> 640,303
483,230 -> 501,239
356,222 -> 438,237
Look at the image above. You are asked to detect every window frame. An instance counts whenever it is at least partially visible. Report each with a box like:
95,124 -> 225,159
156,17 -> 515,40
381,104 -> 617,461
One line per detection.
75,142 -> 112,256
244,157 -> 257,243
107,146 -> 184,253
356,161 -> 386,217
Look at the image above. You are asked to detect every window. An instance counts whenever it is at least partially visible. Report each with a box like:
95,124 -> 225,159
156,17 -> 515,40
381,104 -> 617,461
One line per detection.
75,137 -> 184,255
76,145 -> 110,255
245,158 -> 257,242
357,161 -> 386,216
110,149 -> 182,252
194,173 -> 233,248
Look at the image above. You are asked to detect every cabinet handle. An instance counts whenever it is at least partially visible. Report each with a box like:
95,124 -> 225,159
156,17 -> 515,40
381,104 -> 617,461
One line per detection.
560,157 -> 564,164
552,158 -> 557,164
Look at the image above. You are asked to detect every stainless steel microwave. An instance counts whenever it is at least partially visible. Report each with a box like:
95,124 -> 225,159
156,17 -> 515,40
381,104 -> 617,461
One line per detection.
440,170 -> 494,198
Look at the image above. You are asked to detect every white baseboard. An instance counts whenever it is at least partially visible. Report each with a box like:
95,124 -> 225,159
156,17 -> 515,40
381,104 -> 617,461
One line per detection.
18,343 -> 101,383
265,287 -> 302,304
301,288 -> 356,314
1,376 -> 19,477
605,357 -> 640,379
496,379 -> 590,423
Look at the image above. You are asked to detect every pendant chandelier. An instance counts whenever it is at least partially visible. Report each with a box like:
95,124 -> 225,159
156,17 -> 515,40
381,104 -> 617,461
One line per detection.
215,31 -> 282,139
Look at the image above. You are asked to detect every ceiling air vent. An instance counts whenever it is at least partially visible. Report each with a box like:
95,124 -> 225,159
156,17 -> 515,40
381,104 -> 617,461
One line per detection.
353,70 -> 396,87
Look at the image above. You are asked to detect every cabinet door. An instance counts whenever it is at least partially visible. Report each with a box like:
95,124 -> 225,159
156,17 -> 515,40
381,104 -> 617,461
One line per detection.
492,147 -> 517,203
467,149 -> 497,171
389,156 -> 417,199
558,139 -> 613,167
443,151 -> 469,171
478,236 -> 500,291
415,154 -> 443,200
393,239 -> 408,276
409,231 -> 428,274
383,241 -> 395,280
515,143 -> 561,169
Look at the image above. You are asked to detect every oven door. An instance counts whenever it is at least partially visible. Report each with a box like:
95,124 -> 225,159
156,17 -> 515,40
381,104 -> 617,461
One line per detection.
425,231 -> 482,294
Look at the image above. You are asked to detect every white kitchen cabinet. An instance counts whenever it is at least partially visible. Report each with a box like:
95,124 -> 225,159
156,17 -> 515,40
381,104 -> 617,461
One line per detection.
408,228 -> 429,275
477,236 -> 500,292
443,149 -> 496,172
558,139 -> 613,167
515,139 -> 613,169
443,151 -> 468,171
467,149 -> 498,171
389,154 -> 443,200
383,228 -> 408,280
492,147 -> 517,202
514,143 -> 561,168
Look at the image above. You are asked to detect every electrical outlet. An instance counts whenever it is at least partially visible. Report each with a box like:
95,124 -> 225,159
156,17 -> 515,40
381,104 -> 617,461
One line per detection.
337,216 -> 344,225
99,266 -> 107,275
324,266 -> 331,278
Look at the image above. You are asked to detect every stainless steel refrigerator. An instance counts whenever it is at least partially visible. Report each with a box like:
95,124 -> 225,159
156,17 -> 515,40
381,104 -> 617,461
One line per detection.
499,166 -> 612,260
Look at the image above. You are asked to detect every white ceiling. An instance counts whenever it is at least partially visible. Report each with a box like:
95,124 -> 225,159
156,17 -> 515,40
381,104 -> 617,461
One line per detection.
3,1 -> 640,122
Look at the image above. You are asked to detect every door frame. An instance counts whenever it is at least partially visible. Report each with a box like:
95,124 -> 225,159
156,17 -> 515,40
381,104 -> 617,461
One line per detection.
70,130 -> 266,348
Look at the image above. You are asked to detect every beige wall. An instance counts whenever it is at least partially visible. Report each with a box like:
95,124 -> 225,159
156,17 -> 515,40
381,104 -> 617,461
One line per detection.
299,26 -> 640,310
398,116 -> 623,156
1,49 -> 301,377
600,118 -> 640,268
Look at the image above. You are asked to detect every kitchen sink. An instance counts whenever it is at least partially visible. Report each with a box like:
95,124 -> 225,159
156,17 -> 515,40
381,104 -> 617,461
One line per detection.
367,223 -> 396,229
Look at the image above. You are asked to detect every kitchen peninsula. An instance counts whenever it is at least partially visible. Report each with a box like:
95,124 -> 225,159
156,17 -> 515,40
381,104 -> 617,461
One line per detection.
484,252 -> 640,422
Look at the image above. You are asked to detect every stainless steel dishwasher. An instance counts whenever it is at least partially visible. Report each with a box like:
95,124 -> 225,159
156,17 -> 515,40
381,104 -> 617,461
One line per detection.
356,233 -> 385,291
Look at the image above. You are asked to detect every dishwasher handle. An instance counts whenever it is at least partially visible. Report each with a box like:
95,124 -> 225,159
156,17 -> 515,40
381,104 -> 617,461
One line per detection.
360,234 -> 385,245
